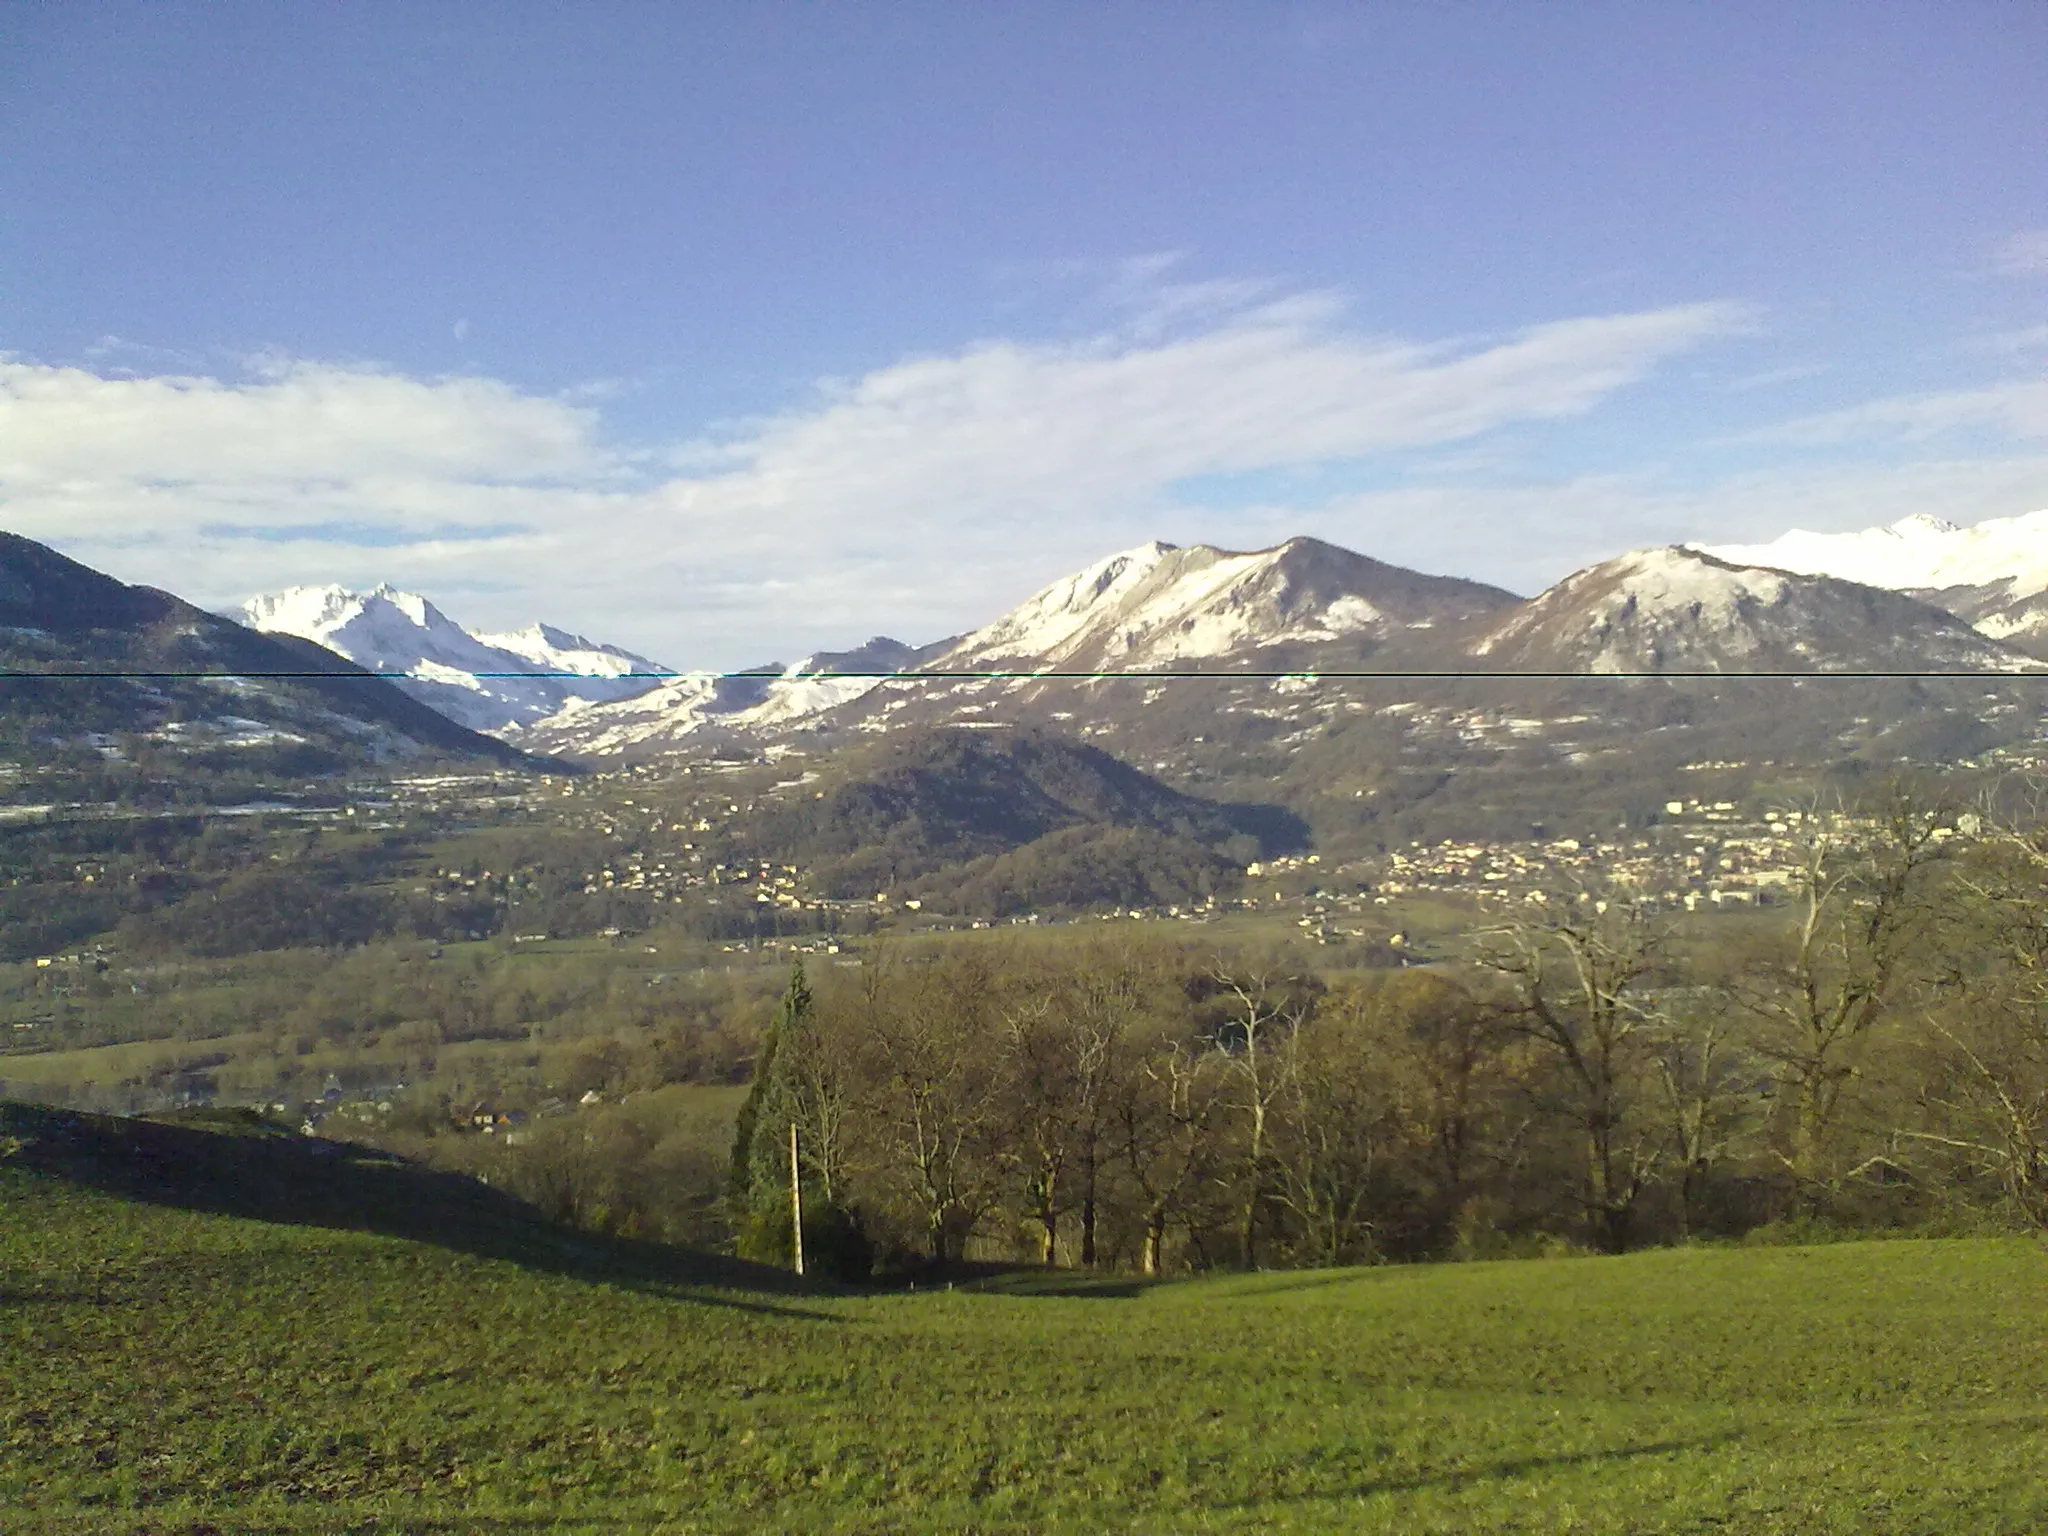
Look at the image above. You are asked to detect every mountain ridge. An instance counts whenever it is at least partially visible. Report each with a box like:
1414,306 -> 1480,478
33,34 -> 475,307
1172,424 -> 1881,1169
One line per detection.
1697,508 -> 2048,652
240,583 -> 674,732
0,533 -> 542,773
1468,545 -> 2039,675
515,535 -> 1521,757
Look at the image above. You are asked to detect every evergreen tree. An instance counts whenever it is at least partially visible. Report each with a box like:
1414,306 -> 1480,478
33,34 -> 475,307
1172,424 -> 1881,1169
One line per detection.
730,962 -> 871,1278
725,965 -> 801,1217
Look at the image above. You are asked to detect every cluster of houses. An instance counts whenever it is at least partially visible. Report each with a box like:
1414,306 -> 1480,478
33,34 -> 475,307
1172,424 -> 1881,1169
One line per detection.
1356,802 -> 1913,911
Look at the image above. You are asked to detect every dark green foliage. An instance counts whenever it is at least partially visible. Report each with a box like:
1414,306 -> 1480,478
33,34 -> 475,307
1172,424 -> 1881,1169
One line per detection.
729,964 -> 811,1221
739,1197 -> 873,1280
727,1013 -> 782,1214
0,883 -> 127,962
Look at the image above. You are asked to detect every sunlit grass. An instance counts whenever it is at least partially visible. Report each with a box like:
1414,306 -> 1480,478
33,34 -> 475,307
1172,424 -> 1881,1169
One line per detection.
4,1145 -> 2045,1533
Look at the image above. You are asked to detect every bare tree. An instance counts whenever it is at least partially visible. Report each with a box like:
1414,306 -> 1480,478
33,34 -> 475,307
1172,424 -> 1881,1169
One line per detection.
1267,1004 -> 1388,1265
1116,1031 -> 1227,1277
848,951 -> 1007,1264
1358,970 -> 1510,1251
1003,993 -> 1077,1265
1477,895 -> 1667,1253
1207,965 -> 1318,1269
1056,947 -> 1155,1266
1745,788 -> 1950,1202
1645,989 -> 1754,1238
1903,813 -> 2048,1223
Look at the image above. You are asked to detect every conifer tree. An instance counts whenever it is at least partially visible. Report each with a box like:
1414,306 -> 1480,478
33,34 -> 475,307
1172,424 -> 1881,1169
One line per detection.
726,963 -> 805,1218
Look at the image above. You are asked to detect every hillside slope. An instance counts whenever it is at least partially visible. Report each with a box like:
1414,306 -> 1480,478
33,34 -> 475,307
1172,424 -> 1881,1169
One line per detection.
3,1120 -> 2043,1533
0,533 -> 539,773
736,726 -> 1306,903
1470,546 -> 2040,674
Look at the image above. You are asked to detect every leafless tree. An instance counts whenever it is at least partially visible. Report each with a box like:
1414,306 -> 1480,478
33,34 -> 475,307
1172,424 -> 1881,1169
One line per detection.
1267,1004 -> 1388,1265
1903,812 -> 2048,1223
1477,895 -> 1668,1253
846,951 -> 1007,1263
1208,965 -> 1318,1268
1744,787 -> 1950,1202
1115,1030 -> 1227,1277
1645,988 -> 1755,1237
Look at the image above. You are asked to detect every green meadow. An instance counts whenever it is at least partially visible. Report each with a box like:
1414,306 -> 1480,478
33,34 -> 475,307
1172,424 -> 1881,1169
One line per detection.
3,1105 -> 2044,1535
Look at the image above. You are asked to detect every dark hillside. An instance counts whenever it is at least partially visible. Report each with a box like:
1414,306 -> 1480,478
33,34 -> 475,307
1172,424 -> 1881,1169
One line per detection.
0,1099 -> 800,1297
746,727 -> 1306,898
0,531 -> 544,769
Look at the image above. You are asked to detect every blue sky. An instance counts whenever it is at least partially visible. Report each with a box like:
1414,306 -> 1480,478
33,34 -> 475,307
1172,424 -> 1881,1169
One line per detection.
2,2 -> 2044,665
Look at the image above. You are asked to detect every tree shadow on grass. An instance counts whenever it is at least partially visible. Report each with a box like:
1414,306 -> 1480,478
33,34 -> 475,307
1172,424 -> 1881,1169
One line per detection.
0,1100 -> 838,1322
1219,1432 -> 1746,1510
958,1268 -> 1159,1299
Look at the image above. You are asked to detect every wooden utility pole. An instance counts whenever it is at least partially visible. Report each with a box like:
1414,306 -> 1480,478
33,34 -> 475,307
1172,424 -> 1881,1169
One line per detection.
789,1120 -> 805,1276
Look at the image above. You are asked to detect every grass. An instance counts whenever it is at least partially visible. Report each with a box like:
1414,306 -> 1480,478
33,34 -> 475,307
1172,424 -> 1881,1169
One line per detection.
3,1104 -> 2046,1534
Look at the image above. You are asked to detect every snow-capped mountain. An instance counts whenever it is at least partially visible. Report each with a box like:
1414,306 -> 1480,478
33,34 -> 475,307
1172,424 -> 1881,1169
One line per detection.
1471,546 -> 2041,674
515,537 -> 1518,758
239,584 -> 672,733
514,636 -> 945,757
0,536 -> 534,767
1696,509 -> 2048,651
934,536 -> 1516,671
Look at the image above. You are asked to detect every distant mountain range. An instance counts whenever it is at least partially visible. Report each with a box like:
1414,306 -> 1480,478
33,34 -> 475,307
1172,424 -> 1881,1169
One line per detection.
502,521 -> 2045,759
238,585 -> 673,733
932,536 -> 1517,671
1470,546 -> 2032,675
0,534 -> 536,779
16,500 -> 2045,818
1698,510 -> 2048,653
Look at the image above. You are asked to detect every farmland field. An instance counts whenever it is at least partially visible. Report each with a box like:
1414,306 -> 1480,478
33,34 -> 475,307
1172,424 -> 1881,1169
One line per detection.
2,1108 -> 2045,1535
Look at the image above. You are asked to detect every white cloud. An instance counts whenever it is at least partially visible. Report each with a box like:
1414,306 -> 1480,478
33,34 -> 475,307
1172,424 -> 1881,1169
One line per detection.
2,288 -> 1749,664
0,358 -> 607,517
1992,229 -> 2048,277
1973,323 -> 2048,358
1758,379 -> 2048,445
657,296 -> 1750,523
1184,456 -> 2048,599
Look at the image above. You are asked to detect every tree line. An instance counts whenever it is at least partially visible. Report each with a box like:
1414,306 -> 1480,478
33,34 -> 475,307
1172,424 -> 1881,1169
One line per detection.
724,792 -> 2048,1278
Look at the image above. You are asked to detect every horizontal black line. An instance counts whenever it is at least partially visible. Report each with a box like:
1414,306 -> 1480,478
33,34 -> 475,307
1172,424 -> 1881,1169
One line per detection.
4,669 -> 2046,682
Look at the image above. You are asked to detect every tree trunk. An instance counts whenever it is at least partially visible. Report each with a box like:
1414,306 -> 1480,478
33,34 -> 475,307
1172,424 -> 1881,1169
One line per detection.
1143,1207 -> 1166,1277
1079,1152 -> 1098,1268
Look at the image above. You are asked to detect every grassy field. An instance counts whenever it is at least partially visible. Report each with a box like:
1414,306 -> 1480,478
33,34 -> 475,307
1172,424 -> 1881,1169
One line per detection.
3,1105 -> 2045,1534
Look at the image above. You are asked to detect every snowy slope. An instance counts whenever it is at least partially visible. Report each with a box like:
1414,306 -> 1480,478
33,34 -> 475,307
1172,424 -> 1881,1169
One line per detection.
935,536 -> 1515,671
513,637 -> 937,757
1473,546 -> 2041,674
517,537 -> 1517,759
239,584 -> 671,733
1696,510 -> 2048,648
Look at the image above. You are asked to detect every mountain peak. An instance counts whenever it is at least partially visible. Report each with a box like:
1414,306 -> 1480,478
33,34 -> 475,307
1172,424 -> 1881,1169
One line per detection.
1473,544 -> 2036,674
241,583 -> 669,733
934,534 -> 1517,671
1695,507 -> 2048,651
1888,513 -> 1960,536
